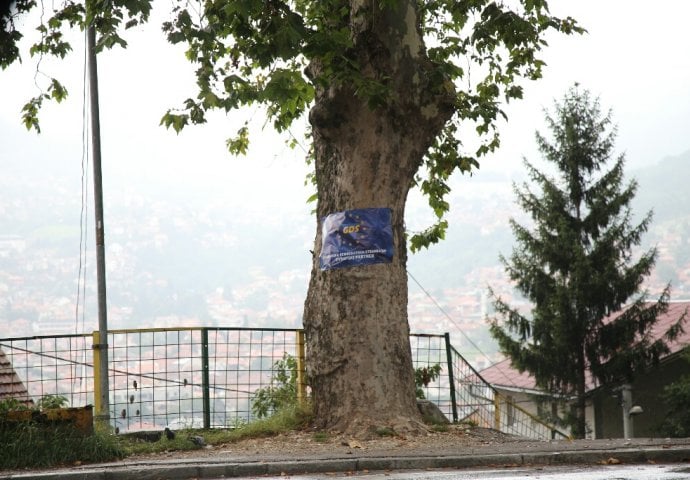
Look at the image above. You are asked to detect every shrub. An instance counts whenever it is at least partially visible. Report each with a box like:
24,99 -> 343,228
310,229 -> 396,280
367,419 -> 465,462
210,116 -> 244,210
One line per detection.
658,374 -> 690,436
251,353 -> 298,418
415,364 -> 442,399
0,396 -> 123,469
37,394 -> 68,409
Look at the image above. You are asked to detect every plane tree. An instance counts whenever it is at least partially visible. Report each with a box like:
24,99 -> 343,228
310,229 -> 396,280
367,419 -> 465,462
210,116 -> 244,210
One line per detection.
2,0 -> 580,436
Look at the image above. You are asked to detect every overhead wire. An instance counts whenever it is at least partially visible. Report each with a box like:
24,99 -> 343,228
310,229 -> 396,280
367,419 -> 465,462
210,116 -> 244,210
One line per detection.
406,269 -> 521,389
72,27 -> 91,403
75,27 -> 90,337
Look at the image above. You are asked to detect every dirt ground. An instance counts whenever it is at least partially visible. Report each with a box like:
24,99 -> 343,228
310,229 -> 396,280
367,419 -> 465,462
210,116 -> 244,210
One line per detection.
5,426 -> 690,478
124,425 -> 690,466
127,425 -> 533,463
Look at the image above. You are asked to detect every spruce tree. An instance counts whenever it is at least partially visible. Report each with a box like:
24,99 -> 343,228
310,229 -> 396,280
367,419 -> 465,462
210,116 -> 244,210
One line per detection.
489,85 -> 686,438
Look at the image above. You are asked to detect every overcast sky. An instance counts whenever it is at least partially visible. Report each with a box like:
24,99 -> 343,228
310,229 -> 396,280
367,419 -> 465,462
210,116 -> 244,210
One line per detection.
2,0 -> 689,343
2,1 -> 690,205
2,1 -> 690,261
496,1 -> 690,173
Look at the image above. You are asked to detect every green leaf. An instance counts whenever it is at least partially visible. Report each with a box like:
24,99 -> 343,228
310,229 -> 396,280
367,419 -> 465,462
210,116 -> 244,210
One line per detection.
48,78 -> 68,103
226,125 -> 250,155
159,111 -> 189,133
21,95 -> 47,133
409,220 -> 448,253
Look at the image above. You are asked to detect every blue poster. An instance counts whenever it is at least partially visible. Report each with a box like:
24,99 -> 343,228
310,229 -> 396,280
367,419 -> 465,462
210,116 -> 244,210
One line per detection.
319,208 -> 394,271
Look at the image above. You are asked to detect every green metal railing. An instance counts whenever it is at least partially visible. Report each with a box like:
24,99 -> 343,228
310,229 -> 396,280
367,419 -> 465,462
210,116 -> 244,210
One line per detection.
100,327 -> 304,431
410,333 -> 568,439
0,328 -> 567,439
446,341 -> 569,439
0,328 -> 303,431
0,334 -> 93,409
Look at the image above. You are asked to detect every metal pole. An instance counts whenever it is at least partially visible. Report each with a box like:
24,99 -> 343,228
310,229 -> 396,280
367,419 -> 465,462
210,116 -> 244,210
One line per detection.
87,24 -> 110,428
296,330 -> 306,406
494,392 -> 501,430
201,328 -> 211,429
443,333 -> 458,423
621,384 -> 632,439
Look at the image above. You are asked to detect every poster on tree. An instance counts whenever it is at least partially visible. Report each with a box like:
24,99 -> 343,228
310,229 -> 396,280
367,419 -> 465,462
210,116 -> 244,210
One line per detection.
319,208 -> 394,270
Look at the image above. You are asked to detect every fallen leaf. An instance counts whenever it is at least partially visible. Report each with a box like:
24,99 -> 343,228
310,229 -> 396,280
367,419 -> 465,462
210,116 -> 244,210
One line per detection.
347,439 -> 363,449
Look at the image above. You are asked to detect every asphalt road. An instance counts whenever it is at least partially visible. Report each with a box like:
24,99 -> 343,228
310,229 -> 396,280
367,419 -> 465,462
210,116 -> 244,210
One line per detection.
254,464 -> 690,480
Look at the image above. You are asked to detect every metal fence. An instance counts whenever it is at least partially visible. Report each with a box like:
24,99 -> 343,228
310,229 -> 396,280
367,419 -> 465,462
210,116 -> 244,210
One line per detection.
0,328 -> 567,439
0,334 -> 93,409
447,341 -> 568,439
410,333 -> 568,439
107,327 -> 304,431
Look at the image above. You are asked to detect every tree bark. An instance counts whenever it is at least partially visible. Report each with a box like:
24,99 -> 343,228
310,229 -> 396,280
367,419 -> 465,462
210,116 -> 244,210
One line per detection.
302,0 -> 454,436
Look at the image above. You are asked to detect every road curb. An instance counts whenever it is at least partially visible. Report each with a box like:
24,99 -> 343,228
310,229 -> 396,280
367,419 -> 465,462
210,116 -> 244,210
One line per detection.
4,447 -> 690,479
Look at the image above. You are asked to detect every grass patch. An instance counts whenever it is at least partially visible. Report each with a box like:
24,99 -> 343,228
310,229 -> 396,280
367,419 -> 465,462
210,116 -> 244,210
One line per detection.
0,403 -> 313,469
119,403 -> 313,456
0,422 -> 124,470
312,431 -> 330,442
120,431 -> 193,456
374,426 -> 396,437
228,403 -> 312,440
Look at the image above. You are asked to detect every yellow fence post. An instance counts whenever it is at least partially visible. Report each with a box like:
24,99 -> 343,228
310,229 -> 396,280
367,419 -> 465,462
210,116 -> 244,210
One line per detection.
296,330 -> 307,406
494,392 -> 501,431
92,330 -> 104,430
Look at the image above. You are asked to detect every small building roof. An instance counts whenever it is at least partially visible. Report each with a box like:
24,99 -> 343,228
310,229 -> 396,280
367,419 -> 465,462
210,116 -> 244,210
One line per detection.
481,301 -> 690,393
479,357 -> 545,394
0,346 -> 34,406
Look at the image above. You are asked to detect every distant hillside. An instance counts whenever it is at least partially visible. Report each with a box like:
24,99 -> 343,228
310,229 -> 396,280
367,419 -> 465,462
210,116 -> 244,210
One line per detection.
2,146 -> 690,339
628,150 -> 690,295
633,149 -> 690,223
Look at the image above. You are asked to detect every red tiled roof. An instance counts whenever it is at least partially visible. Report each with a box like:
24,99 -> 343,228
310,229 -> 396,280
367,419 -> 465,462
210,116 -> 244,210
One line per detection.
645,301 -> 690,356
0,346 -> 34,406
481,301 -> 690,392
480,357 -> 542,392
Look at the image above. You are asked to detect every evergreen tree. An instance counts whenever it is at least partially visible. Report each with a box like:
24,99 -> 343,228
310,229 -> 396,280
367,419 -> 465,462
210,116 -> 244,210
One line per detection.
489,85 -> 686,438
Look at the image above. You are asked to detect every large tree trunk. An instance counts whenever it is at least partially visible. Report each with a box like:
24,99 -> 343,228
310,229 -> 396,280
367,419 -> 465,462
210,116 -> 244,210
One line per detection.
302,1 -> 454,436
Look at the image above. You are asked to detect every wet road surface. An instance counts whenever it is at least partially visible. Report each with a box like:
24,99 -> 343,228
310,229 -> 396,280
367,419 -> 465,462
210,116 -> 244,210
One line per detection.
252,464 -> 690,479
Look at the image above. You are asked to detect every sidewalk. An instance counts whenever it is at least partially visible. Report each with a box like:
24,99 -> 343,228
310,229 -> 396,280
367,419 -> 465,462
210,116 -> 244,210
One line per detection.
3,438 -> 690,480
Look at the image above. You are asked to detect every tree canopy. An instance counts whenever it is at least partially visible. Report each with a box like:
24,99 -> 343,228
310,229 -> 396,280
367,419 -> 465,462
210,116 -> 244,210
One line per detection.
3,0 -> 581,247
489,85 -> 686,437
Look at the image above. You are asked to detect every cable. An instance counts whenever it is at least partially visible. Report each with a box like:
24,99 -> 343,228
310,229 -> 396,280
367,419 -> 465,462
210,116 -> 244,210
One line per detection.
72,27 -> 91,401
407,269 -> 521,388
406,269 -> 488,356
75,26 -> 90,337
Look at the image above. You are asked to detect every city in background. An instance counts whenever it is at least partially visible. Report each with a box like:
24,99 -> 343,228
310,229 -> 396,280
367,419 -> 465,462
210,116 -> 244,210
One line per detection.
2,0 -> 689,374
1,150 -> 689,372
